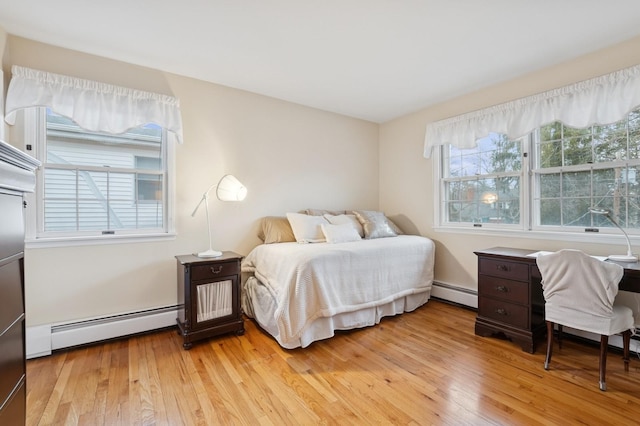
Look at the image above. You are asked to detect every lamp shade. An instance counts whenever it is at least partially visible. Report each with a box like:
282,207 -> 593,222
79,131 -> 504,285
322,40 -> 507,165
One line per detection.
216,174 -> 247,201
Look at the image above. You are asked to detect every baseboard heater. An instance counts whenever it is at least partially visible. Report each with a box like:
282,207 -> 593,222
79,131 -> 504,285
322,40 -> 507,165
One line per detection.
431,281 -> 478,309
27,305 -> 179,359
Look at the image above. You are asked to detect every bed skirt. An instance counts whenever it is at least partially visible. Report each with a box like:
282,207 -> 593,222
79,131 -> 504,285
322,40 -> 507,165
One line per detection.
243,276 -> 430,349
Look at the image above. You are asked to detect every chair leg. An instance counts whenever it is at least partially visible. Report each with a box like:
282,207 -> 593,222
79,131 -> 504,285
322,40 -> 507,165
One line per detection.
557,324 -> 563,349
623,330 -> 631,373
545,321 -> 554,370
599,335 -> 608,391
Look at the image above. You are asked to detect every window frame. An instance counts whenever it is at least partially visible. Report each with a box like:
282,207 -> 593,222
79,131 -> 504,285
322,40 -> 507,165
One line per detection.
434,111 -> 640,245
21,107 -> 176,247
437,134 -> 529,232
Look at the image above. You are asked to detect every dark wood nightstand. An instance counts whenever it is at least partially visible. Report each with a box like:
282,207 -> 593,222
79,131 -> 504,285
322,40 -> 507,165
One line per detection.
176,252 -> 245,349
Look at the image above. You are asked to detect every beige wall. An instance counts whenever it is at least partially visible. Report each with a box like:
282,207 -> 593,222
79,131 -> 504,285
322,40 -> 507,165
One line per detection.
3,36 -> 379,326
6,30 -> 640,327
380,35 -> 640,292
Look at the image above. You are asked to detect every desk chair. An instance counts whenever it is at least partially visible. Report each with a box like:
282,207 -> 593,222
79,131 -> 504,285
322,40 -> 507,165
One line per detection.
536,249 -> 635,391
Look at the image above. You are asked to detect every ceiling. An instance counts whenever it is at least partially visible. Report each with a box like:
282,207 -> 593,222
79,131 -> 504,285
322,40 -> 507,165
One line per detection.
2,1 -> 640,123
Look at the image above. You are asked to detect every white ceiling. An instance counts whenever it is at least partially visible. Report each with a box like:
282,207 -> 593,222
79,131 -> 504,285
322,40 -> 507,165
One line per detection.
2,1 -> 640,123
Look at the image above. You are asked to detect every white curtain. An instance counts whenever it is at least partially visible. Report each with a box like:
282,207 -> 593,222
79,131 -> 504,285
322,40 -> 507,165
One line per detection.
4,65 -> 184,143
196,280 -> 233,322
423,64 -> 640,158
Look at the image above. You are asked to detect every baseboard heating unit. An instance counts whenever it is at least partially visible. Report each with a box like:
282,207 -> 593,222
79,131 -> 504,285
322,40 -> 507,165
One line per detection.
431,281 -> 478,308
26,305 -> 178,359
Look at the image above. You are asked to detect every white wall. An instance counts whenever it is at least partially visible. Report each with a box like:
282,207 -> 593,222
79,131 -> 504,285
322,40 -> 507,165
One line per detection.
2,36 -> 380,328
379,35 -> 640,295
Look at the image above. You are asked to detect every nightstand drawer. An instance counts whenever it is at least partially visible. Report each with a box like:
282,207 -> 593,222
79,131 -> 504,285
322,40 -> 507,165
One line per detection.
478,298 -> 528,329
191,261 -> 239,281
478,258 -> 529,281
478,275 -> 528,304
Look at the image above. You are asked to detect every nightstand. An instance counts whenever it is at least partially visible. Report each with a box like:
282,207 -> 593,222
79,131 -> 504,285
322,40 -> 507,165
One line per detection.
176,252 -> 245,349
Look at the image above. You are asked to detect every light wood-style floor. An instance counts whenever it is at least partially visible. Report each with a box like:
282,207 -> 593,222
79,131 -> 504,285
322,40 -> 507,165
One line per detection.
26,300 -> 640,425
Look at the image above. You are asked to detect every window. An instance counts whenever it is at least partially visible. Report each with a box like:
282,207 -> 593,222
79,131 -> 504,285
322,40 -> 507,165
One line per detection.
440,107 -> 640,235
26,108 -> 174,241
442,133 -> 523,228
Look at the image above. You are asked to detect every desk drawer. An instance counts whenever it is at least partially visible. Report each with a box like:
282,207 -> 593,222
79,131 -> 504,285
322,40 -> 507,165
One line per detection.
479,258 -> 529,281
191,261 -> 239,282
478,275 -> 528,304
478,297 -> 528,329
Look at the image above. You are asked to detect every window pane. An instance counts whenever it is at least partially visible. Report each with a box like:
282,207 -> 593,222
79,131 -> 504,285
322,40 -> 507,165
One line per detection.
458,202 -> 479,223
77,200 -> 109,230
138,202 -> 164,228
538,140 -> 562,168
44,200 -> 77,231
539,173 -> 560,198
496,177 -> 520,224
562,198 -> 591,227
540,122 -> 562,142
44,169 -> 76,200
592,168 -> 616,198
540,199 -> 561,226
42,109 -> 166,234
137,174 -> 163,201
562,171 -> 591,198
563,135 -> 592,166
447,201 -> 462,222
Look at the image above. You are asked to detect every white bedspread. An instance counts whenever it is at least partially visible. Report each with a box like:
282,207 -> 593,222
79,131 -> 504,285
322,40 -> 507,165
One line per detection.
241,235 -> 435,346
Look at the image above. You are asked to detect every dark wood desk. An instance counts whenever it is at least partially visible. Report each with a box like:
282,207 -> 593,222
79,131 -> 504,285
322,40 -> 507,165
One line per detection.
474,247 -> 640,353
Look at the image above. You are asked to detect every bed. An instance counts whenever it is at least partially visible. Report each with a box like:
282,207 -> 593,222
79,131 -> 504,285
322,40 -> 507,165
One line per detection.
241,212 -> 435,349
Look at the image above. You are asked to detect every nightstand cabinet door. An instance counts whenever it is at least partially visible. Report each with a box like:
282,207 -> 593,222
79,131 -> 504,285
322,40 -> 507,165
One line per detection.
475,248 -> 545,353
176,252 -> 245,349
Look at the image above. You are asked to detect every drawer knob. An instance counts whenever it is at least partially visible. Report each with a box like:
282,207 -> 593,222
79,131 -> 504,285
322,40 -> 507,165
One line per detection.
496,264 -> 509,272
495,308 -> 507,316
210,266 -> 223,274
496,285 -> 509,293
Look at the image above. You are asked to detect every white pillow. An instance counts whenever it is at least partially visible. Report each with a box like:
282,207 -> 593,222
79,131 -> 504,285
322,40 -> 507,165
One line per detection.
286,212 -> 328,243
320,223 -> 362,244
323,213 -> 364,238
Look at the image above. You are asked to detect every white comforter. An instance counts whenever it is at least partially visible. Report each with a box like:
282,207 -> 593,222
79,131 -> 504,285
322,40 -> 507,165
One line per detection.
241,235 -> 435,346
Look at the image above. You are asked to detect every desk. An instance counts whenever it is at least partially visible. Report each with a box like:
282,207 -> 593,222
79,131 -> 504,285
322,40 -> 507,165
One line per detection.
474,247 -> 640,353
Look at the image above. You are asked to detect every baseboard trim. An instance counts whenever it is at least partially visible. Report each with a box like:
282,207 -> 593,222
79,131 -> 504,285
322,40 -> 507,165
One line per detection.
26,305 -> 178,359
431,281 -> 477,309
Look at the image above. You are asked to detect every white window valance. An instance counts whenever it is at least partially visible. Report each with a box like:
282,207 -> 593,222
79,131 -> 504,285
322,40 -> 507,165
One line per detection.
4,65 -> 184,143
423,64 -> 640,158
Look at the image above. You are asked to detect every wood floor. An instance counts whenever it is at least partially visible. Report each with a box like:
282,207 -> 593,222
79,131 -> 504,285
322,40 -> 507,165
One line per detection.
26,300 -> 640,425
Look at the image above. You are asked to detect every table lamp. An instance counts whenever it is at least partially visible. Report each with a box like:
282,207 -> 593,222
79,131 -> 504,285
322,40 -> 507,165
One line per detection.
191,174 -> 247,257
589,208 -> 637,262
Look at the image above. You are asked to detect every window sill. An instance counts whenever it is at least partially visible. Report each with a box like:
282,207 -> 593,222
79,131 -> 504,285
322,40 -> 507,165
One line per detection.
433,225 -> 640,246
25,232 -> 177,249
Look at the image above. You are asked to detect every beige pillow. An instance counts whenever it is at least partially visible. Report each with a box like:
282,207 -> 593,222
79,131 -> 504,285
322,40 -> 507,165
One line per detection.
323,213 -> 364,238
286,212 -> 328,243
321,223 -> 362,243
259,216 -> 296,244
353,210 -> 398,239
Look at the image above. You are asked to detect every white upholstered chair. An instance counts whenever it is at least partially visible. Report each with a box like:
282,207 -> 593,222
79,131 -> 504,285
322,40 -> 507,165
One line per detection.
536,249 -> 635,391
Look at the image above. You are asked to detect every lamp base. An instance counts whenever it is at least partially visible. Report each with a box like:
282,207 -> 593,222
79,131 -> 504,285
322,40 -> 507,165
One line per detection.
197,249 -> 223,258
607,254 -> 638,262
